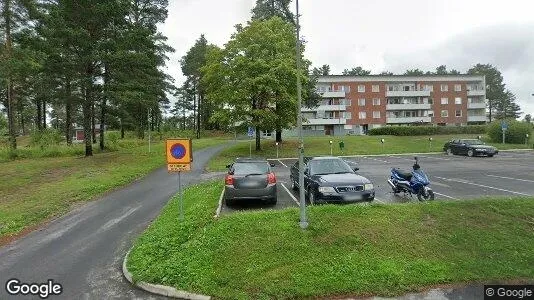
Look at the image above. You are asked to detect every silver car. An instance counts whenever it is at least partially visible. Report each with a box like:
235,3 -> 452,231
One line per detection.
224,158 -> 277,206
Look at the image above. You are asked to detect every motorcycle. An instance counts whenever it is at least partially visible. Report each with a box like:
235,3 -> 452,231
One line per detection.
387,157 -> 435,201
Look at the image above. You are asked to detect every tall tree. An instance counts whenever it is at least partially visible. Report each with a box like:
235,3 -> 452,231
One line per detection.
524,114 -> 532,124
467,64 -> 507,123
379,71 -> 394,75
312,64 -> 330,76
203,17 -> 306,150
342,67 -> 371,76
251,0 -> 294,24
494,90 -> 521,120
404,69 -> 424,75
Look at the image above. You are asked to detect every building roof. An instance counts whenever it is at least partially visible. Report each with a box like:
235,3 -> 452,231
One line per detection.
317,74 -> 485,83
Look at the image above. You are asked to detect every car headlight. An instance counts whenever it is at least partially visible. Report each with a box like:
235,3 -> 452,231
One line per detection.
318,186 -> 336,193
364,183 -> 374,191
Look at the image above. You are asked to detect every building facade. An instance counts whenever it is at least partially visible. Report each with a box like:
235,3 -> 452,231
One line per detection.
302,75 -> 486,136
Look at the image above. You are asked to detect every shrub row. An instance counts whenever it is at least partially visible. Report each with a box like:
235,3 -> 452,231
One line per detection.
368,125 -> 487,136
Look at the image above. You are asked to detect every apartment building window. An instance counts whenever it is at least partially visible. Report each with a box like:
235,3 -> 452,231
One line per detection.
441,84 -> 448,92
427,110 -> 434,117
358,98 -> 366,106
454,84 -> 462,92
343,112 -> 352,119
358,85 -> 365,92
372,85 -> 380,92
424,84 -> 434,92
373,111 -> 381,119
372,98 -> 380,105
441,97 -> 448,105
441,110 -> 448,117
455,97 -> 462,104
359,112 -> 366,119
340,99 -> 351,106
455,110 -> 462,117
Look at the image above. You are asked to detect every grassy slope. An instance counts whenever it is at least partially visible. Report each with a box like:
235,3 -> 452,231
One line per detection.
208,134 -> 531,171
127,181 -> 534,299
0,138 -> 227,240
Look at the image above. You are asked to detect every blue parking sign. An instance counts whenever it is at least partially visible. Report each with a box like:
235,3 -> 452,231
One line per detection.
501,121 -> 508,131
247,126 -> 255,137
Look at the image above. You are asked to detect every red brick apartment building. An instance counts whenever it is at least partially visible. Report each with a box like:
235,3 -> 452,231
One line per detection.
302,75 -> 487,135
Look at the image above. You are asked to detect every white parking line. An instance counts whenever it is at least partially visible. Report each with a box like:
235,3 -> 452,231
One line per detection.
362,157 -> 390,163
214,188 -> 225,218
487,174 -> 534,183
418,155 -> 450,161
278,159 -> 288,168
435,176 -> 532,197
374,197 -> 385,203
280,183 -> 299,206
433,192 -> 458,200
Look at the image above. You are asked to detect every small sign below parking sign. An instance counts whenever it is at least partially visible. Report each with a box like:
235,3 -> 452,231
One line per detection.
501,122 -> 508,131
248,126 -> 255,137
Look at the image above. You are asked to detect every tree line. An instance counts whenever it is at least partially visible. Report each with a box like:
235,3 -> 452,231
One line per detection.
0,0 -> 173,156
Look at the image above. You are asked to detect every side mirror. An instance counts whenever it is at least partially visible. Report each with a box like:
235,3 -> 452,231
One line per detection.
226,164 -> 232,169
269,163 -> 275,167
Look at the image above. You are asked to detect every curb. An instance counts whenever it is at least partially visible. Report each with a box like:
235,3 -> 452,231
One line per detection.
122,250 -> 211,300
214,188 -> 225,218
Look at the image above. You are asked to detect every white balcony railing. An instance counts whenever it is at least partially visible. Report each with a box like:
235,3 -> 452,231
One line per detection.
301,105 -> 346,112
467,102 -> 486,109
467,115 -> 487,122
304,118 -> 347,125
320,91 -> 346,98
386,116 -> 432,124
386,103 -> 431,110
386,90 -> 431,97
467,90 -> 485,96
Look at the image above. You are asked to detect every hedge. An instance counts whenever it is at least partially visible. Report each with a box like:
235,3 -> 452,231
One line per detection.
487,120 -> 532,144
368,125 -> 487,136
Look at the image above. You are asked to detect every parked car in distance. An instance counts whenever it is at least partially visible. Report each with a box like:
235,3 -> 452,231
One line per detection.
289,156 -> 375,204
224,158 -> 277,206
443,139 -> 498,157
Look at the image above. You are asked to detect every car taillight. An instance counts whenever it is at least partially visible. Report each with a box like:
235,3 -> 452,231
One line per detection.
225,175 -> 234,185
267,172 -> 276,184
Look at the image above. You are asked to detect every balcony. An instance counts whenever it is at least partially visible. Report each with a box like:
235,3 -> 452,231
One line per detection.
467,115 -> 487,122
302,105 -> 346,112
386,117 -> 432,124
304,118 -> 347,125
467,90 -> 485,96
467,102 -> 486,109
320,91 -> 346,98
386,90 -> 431,97
386,103 -> 431,110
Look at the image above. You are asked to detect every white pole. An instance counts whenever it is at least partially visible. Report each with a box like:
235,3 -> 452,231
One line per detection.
296,0 -> 307,229
178,171 -> 183,221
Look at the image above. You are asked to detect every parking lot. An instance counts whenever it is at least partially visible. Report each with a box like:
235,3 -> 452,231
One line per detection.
219,150 -> 534,215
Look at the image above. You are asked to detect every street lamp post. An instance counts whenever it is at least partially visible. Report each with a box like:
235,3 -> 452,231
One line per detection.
296,0 -> 308,229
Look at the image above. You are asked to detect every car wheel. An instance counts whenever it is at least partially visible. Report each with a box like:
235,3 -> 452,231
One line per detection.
467,149 -> 474,157
308,187 -> 315,205
487,154 -> 494,157
290,176 -> 298,190
225,198 -> 235,206
267,197 -> 277,205
446,148 -> 453,155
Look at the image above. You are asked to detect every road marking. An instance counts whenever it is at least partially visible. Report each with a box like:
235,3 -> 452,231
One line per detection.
431,181 -> 451,188
214,188 -> 225,218
387,155 -> 413,161
374,197 -> 385,203
435,176 -> 532,196
487,174 -> 534,183
362,156 -> 390,163
100,205 -> 140,232
418,155 -> 450,161
280,183 -> 299,206
277,159 -> 288,168
433,192 -> 458,200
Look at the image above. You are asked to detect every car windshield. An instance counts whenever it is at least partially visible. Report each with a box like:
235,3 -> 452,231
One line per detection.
233,162 -> 269,175
463,139 -> 484,145
309,159 -> 354,175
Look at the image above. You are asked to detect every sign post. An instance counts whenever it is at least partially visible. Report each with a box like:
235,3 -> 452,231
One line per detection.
526,134 -> 530,146
166,139 -> 193,221
381,138 -> 385,153
329,140 -> 333,155
276,142 -> 279,159
248,126 -> 255,158
428,137 -> 433,152
501,121 -> 508,144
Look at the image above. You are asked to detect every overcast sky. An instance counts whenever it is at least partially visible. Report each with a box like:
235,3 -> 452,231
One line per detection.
160,0 -> 534,117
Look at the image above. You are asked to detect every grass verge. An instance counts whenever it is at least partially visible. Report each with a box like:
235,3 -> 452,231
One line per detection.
0,137 -> 227,242
127,184 -> 534,299
208,134 -> 531,171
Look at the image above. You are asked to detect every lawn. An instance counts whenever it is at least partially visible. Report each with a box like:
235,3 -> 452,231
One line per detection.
0,137 -> 228,243
127,180 -> 534,299
208,134 -> 532,171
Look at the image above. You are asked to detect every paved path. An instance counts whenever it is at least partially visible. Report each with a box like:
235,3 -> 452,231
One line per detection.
0,144 -> 227,299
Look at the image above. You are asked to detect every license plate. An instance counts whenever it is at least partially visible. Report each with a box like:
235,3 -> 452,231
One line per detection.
345,194 -> 362,201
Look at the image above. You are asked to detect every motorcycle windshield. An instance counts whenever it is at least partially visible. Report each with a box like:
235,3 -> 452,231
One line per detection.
412,169 -> 430,185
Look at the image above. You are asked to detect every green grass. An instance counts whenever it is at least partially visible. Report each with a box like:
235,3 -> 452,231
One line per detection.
208,134 -> 532,171
127,184 -> 534,299
0,137 -> 228,240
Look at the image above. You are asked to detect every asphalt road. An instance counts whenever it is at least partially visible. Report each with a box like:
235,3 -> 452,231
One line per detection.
0,144 -> 228,300
220,150 -> 534,215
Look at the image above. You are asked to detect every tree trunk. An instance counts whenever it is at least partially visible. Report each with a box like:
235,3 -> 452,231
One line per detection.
196,93 -> 201,139
255,127 -> 261,151
91,102 -> 96,144
83,87 -> 93,156
100,66 -> 108,151
42,99 -> 46,129
120,118 -> 125,139
65,80 -> 72,145
7,80 -> 17,149
276,130 -> 282,143
19,107 -> 25,135
36,98 -> 42,131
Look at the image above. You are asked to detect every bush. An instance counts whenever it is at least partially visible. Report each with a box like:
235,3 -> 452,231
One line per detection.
368,125 -> 487,136
487,120 -> 532,144
30,129 -> 63,148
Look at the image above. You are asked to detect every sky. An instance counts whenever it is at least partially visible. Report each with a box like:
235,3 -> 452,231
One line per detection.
160,0 -> 534,117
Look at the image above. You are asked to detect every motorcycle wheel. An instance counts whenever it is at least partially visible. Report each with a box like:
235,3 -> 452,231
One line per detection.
417,189 -> 435,201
